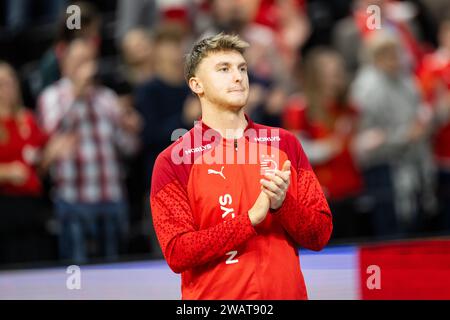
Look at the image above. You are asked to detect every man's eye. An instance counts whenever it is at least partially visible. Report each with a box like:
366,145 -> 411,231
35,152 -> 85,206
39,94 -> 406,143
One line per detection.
219,67 -> 228,72
240,67 -> 247,72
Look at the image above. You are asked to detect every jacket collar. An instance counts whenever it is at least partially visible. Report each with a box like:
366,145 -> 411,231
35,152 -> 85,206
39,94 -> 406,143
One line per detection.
197,113 -> 255,136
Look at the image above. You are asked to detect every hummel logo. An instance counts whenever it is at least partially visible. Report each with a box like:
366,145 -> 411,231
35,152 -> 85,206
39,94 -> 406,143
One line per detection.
208,166 -> 226,179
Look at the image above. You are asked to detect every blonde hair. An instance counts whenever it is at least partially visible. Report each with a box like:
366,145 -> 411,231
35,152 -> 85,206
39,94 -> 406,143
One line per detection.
184,33 -> 249,83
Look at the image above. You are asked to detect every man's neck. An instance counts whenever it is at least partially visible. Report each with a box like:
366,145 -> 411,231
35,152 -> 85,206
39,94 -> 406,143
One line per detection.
201,104 -> 248,139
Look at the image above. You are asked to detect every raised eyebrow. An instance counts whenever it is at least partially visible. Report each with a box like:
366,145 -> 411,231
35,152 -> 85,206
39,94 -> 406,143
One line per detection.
238,62 -> 247,68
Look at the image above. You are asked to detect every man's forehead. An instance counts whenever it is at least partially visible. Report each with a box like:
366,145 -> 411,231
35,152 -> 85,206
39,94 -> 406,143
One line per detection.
203,50 -> 246,65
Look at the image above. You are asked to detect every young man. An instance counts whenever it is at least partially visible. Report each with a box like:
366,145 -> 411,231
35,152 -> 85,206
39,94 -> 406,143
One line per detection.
150,33 -> 333,299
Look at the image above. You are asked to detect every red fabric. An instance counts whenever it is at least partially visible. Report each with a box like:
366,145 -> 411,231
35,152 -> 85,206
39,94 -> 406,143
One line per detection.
359,240 -> 450,300
434,124 -> 450,162
253,0 -> 306,30
417,52 -> 450,162
0,111 -> 48,196
150,115 -> 332,299
253,0 -> 278,29
161,7 -> 189,25
282,97 -> 363,201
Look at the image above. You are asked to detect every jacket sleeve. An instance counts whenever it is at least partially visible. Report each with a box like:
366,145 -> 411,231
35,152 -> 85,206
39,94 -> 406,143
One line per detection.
150,156 -> 257,274
274,136 -> 333,251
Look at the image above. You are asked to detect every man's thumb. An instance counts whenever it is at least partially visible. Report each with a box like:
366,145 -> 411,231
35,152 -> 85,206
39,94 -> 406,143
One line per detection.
282,160 -> 291,172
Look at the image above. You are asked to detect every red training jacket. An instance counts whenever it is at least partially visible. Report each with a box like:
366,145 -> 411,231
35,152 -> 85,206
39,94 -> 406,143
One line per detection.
150,115 -> 333,299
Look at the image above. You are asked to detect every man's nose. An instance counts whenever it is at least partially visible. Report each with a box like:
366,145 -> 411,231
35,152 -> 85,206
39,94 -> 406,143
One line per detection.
233,67 -> 243,82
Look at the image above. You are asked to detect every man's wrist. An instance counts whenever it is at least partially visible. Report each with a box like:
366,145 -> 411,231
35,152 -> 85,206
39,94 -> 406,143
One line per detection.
248,208 -> 259,226
270,195 -> 287,212
269,206 -> 282,215
269,201 -> 284,215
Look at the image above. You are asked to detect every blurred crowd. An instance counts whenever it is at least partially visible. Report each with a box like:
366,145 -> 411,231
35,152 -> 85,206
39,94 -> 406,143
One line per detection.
1,0 -> 450,268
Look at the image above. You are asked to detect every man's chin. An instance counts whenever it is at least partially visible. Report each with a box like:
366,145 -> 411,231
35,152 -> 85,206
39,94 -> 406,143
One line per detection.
212,96 -> 248,111
225,98 -> 248,110
226,102 -> 246,112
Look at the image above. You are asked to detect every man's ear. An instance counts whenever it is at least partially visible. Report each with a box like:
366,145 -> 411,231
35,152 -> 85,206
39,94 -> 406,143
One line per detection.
189,77 -> 204,95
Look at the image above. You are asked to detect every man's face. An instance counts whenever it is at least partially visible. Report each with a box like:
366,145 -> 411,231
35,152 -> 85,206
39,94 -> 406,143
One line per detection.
318,54 -> 347,95
192,50 -> 249,110
155,40 -> 184,69
376,46 -> 401,77
122,30 -> 153,66
0,66 -> 19,108
62,40 -> 97,80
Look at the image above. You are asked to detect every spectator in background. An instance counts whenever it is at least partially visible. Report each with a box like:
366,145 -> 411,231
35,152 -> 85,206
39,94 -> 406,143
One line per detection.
282,48 -> 364,239
351,32 -> 435,238
120,28 -> 154,86
117,28 -> 154,254
135,24 -> 199,191
0,61 -> 72,265
0,62 -> 47,197
114,0 -> 157,44
38,38 -> 141,264
418,16 -> 450,232
0,61 -> 49,264
135,25 -> 199,257
32,1 -> 101,101
270,0 -> 311,75
333,0 -> 424,77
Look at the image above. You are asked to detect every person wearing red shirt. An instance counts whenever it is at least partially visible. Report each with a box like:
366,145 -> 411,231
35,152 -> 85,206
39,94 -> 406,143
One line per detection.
283,48 -> 364,239
0,63 -> 48,197
0,61 -> 49,265
0,61 -> 82,265
150,33 -> 332,299
417,18 -> 450,231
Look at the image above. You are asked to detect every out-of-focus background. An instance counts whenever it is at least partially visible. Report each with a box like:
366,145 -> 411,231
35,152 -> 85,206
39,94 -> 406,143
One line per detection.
1,0 -> 450,299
